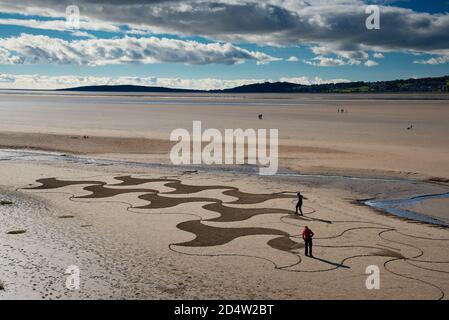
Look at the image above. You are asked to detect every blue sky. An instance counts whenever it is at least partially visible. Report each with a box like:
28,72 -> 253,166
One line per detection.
0,0 -> 448,89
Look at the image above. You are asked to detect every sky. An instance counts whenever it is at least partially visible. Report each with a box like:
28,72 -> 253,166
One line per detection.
0,0 -> 448,90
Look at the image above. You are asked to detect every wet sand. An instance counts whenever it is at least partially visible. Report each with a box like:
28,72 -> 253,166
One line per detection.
1,91 -> 449,299
1,158 -> 449,299
400,198 -> 449,223
1,92 -> 448,179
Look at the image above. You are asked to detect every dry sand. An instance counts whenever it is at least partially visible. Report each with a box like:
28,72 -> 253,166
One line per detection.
0,91 -> 448,299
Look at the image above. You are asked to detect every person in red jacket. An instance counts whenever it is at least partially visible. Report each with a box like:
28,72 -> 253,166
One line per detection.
302,226 -> 314,257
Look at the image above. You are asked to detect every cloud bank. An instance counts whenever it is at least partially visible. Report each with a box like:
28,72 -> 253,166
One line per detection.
0,73 -> 348,90
0,0 -> 448,63
0,34 -> 279,65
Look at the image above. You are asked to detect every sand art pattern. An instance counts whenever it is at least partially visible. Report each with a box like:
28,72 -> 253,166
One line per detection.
24,175 -> 449,299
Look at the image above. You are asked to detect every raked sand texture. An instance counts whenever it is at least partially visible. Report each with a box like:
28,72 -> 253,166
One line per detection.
1,161 -> 449,299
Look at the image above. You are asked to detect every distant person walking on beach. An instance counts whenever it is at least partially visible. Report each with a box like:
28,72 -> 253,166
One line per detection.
258,114 -> 263,120
296,192 -> 305,215
302,226 -> 314,257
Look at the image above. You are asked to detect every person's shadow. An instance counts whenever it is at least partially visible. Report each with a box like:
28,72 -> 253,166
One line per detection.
311,256 -> 350,269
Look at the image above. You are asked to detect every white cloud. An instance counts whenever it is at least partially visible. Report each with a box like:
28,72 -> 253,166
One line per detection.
286,56 -> 299,62
280,76 -> 350,85
0,73 -> 270,90
0,0 -> 447,58
71,31 -> 96,38
373,52 -> 385,59
0,17 -> 119,33
414,55 -> 449,65
280,76 -> 310,85
0,34 -> 279,66
304,56 -> 349,67
364,60 -> 379,67
0,73 -> 15,82
0,73 -> 352,90
306,45 -> 374,67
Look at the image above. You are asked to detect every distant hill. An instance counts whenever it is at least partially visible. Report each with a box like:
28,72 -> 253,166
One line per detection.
57,84 -> 199,93
212,76 -> 449,93
210,81 -> 303,93
58,75 -> 449,94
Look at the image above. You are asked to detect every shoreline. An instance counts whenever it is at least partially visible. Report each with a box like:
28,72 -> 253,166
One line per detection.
2,92 -> 448,180
2,89 -> 449,100
1,130 -> 444,182
2,146 -> 448,227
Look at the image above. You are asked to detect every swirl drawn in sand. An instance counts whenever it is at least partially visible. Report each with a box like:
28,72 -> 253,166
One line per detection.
26,176 -> 301,252
24,175 -> 449,299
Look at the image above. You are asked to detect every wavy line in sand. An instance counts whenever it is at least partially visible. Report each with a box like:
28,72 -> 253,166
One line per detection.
21,175 -> 449,298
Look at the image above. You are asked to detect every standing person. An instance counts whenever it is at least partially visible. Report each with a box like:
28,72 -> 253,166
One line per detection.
296,192 -> 304,215
302,226 -> 314,257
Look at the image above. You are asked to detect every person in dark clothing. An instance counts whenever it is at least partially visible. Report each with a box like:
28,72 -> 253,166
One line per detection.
296,192 -> 304,215
302,226 -> 314,257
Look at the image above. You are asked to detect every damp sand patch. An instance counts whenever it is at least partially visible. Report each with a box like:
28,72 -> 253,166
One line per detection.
364,192 -> 449,227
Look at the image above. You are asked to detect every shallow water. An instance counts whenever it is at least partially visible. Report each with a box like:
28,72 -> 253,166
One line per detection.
365,193 -> 449,227
1,147 -> 449,226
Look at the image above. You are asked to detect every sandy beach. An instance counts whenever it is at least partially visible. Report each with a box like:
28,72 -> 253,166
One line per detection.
1,92 -> 448,179
1,91 -> 449,299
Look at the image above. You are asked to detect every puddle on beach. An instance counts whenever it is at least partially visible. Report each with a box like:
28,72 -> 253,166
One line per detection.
365,193 -> 449,227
